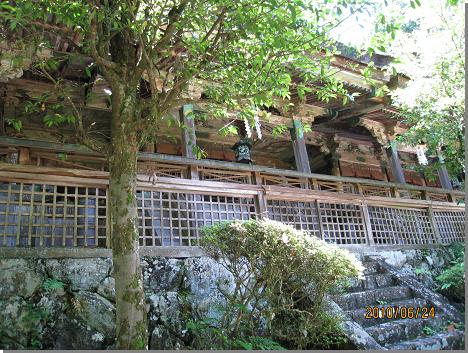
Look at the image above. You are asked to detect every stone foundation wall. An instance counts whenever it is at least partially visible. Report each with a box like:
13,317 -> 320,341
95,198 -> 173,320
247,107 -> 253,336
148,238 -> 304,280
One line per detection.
0,246 -> 459,349
0,256 -> 232,349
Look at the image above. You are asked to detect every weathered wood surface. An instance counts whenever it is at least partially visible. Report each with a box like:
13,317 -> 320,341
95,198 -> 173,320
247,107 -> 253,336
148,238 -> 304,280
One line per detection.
0,166 -> 463,250
0,136 -> 464,199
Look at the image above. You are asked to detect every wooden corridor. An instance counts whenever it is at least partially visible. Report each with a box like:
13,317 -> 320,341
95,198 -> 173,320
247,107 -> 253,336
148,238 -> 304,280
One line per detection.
0,153 -> 464,250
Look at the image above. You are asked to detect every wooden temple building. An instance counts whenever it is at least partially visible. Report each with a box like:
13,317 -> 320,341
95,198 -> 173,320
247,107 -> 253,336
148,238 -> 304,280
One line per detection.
0,42 -> 465,251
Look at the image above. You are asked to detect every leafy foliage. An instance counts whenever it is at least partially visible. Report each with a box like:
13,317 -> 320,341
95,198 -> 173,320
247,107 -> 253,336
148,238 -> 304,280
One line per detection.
198,219 -> 363,349
186,316 -> 285,350
390,0 -> 464,178
19,303 -> 51,348
2,0 -> 399,148
42,278 -> 66,292
436,242 -> 465,303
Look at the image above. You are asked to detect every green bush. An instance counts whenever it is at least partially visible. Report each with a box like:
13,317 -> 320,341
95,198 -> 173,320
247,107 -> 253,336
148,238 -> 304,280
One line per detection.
195,219 -> 363,349
436,242 -> 465,303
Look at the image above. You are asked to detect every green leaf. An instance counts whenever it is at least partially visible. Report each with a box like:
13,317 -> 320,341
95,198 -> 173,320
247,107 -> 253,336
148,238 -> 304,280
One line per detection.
6,118 -> 22,131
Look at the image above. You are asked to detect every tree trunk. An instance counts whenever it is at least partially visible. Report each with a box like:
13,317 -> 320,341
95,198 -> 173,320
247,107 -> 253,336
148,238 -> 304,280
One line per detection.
109,85 -> 148,349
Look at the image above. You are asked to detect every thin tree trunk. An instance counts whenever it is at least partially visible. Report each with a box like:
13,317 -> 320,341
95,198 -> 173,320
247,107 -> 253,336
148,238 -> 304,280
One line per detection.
109,86 -> 148,349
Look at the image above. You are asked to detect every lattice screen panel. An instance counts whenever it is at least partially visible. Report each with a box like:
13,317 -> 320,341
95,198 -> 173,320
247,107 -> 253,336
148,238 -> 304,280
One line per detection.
199,167 -> 251,184
318,202 -> 367,244
360,185 -> 391,197
427,192 -> 449,202
433,210 -> 465,244
0,181 -> 108,247
138,162 -> 186,178
261,174 -> 305,188
136,190 -> 256,246
266,200 -> 321,237
367,206 -> 436,245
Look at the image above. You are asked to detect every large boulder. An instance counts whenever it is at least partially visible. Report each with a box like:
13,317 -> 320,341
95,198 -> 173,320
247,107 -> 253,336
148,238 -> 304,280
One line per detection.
0,296 -> 32,348
45,315 -> 108,350
150,324 -> 185,350
97,277 -> 116,303
143,257 -> 185,292
72,291 -> 116,339
183,257 -> 234,321
43,258 -> 112,291
0,259 -> 44,299
148,291 -> 183,331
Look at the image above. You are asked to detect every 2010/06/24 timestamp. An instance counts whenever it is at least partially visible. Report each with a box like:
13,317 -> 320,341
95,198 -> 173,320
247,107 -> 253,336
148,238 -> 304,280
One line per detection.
365,306 -> 435,320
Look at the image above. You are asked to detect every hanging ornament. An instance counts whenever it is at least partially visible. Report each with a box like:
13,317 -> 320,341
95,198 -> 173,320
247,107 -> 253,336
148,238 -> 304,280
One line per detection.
254,111 -> 262,140
416,146 -> 428,165
243,116 -> 252,138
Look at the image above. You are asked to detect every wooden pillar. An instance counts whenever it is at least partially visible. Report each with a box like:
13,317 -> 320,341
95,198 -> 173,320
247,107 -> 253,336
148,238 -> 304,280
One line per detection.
18,147 -> 30,165
361,204 -> 375,246
437,155 -> 452,190
330,154 -> 341,176
290,120 -> 311,173
179,104 -> 199,179
387,142 -> 406,184
427,206 -> 443,244
253,172 -> 268,219
330,153 -> 343,192
379,161 -> 389,182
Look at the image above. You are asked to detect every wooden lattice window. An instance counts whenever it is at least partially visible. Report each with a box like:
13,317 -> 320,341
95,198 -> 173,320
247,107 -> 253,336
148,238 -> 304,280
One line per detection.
0,181 -> 108,247
433,210 -> 465,244
266,199 -> 321,237
318,202 -> 367,245
367,206 -> 436,245
136,190 -> 256,246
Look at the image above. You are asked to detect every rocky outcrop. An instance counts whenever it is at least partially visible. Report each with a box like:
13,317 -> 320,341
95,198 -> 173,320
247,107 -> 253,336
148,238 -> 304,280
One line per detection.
0,256 -> 232,349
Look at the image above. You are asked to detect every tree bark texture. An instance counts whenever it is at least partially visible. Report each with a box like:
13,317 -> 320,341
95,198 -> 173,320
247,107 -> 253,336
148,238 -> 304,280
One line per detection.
109,84 -> 148,349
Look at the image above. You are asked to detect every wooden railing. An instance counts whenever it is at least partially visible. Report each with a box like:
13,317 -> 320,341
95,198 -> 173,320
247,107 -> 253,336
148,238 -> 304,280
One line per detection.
0,159 -> 464,250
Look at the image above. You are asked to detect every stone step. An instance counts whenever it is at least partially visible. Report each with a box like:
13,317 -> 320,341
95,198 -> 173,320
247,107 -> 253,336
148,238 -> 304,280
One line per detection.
346,273 -> 395,292
333,285 -> 413,311
346,298 -> 428,327
388,330 -> 465,350
366,318 -> 438,345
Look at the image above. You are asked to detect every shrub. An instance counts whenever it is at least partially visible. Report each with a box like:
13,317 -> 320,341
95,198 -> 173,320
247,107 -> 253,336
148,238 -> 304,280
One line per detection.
196,219 -> 363,349
436,242 -> 465,303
